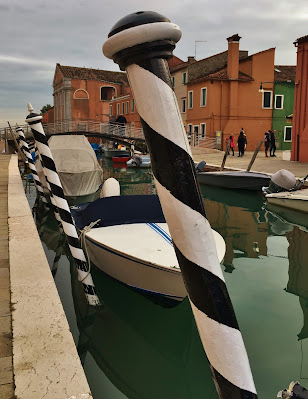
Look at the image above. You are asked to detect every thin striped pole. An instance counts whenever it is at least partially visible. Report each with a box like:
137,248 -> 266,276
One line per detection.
103,11 -> 258,398
25,104 -> 100,307
16,125 -> 49,206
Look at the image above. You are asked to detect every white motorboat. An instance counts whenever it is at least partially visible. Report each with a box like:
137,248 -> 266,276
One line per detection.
126,155 -> 151,168
71,192 -> 226,301
266,189 -> 308,213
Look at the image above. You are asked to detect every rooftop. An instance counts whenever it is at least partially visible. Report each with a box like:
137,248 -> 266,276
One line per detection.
274,65 -> 296,82
57,64 -> 128,84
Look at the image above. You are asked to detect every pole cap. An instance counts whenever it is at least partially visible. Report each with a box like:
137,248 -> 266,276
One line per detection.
103,11 -> 181,69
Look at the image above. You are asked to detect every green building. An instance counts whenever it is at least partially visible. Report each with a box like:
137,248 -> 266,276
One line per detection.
272,66 -> 296,150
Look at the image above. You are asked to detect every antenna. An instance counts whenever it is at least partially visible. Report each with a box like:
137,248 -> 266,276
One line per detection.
194,40 -> 207,59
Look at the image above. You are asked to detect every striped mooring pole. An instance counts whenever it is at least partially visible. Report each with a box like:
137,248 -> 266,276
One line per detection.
16,125 -> 49,207
103,12 -> 258,398
25,104 -> 100,307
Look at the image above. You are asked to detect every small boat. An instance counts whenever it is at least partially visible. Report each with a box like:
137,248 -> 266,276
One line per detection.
112,155 -> 130,163
127,155 -> 151,168
197,170 -> 271,191
71,189 -> 225,301
104,148 -> 130,158
48,135 -> 103,199
263,169 -> 308,213
266,189 -> 308,213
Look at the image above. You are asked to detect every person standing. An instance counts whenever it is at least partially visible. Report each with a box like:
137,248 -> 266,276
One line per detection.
229,134 -> 235,156
115,114 -> 127,136
270,130 -> 277,157
264,130 -> 271,157
237,131 -> 247,157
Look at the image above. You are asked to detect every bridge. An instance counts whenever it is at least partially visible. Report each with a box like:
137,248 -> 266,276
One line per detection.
0,119 -> 217,153
0,120 -> 148,153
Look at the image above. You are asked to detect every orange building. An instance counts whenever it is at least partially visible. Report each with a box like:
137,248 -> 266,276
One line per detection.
171,35 -> 275,151
52,64 -> 140,127
291,35 -> 308,162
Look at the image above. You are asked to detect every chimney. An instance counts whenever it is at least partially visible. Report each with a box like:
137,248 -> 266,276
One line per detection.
187,56 -> 196,64
227,34 -> 241,79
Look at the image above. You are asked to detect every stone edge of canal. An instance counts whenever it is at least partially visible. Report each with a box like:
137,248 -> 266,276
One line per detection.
7,155 -> 93,399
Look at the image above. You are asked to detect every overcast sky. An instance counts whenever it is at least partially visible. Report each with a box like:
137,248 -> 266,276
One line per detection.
1,0 -> 307,126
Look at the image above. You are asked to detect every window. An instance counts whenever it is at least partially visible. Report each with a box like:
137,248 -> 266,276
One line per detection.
100,86 -> 115,101
131,99 -> 135,113
200,123 -> 206,139
187,124 -> 193,143
284,126 -> 292,142
182,72 -> 187,84
262,91 -> 272,108
126,101 -> 129,114
109,105 -> 113,115
188,91 -> 193,109
275,94 -> 284,109
171,76 -> 175,88
122,103 -> 125,114
181,98 -> 186,113
117,103 -> 120,115
200,88 -> 207,107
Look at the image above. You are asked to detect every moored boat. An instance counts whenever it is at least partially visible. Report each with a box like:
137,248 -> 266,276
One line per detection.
71,193 -> 226,301
126,155 -> 151,168
112,155 -> 130,163
197,170 -> 271,191
104,148 -> 130,158
266,189 -> 308,213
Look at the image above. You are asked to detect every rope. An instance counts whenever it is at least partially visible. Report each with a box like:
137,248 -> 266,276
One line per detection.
79,219 -> 101,282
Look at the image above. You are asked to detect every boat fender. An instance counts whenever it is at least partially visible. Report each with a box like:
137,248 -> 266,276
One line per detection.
196,160 -> 206,172
278,381 -> 308,398
100,178 -> 120,198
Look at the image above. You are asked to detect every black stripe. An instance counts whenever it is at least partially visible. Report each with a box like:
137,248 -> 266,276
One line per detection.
210,366 -> 257,399
174,245 -> 239,329
66,235 -> 82,249
40,154 -> 58,175
140,117 -> 206,217
48,181 -> 66,201
82,283 -> 96,296
57,207 -> 74,225
75,259 -> 89,273
136,58 -> 172,87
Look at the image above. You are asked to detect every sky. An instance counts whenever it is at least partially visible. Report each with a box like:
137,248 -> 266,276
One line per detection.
1,0 -> 308,126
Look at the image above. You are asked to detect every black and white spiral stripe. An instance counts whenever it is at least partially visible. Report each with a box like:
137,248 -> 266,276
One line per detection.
25,108 -> 100,307
103,16 -> 258,397
16,126 -> 48,205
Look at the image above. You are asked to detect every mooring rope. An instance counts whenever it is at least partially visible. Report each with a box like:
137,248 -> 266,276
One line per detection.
79,219 -> 101,282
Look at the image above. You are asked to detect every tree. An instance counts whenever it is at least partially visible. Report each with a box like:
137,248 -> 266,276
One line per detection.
40,104 -> 52,115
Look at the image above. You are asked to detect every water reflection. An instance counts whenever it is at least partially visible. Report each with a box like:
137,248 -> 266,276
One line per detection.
30,158 -> 308,399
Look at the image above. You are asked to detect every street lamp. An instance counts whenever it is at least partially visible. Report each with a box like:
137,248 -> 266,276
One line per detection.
258,81 -> 274,92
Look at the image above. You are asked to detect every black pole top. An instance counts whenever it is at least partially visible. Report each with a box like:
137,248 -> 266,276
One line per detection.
108,11 -> 170,38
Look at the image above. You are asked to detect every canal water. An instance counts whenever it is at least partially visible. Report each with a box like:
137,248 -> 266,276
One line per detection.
25,156 -> 308,399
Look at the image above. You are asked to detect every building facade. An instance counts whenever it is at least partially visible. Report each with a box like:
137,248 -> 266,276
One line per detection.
272,66 -> 296,151
291,35 -> 308,163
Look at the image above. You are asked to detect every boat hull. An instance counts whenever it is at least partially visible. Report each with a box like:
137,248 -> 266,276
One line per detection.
197,171 -> 270,190
104,149 -> 130,158
266,188 -> 308,213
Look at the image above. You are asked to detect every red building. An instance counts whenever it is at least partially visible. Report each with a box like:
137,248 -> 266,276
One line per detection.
291,35 -> 308,162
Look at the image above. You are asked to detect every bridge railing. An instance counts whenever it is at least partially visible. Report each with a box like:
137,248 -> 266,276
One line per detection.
0,120 -> 145,141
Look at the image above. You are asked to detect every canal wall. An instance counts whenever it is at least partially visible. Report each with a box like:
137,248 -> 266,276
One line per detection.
7,155 -> 93,399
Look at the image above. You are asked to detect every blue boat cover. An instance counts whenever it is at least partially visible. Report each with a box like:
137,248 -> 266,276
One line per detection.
71,195 -> 166,230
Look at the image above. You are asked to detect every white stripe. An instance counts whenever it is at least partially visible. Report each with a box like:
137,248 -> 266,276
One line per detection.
127,64 -> 192,154
52,194 -> 71,213
190,301 -> 257,393
154,177 -> 224,281
103,22 -> 181,59
61,220 -> 80,240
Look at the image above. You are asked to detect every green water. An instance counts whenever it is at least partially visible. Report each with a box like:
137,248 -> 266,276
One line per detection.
27,157 -> 308,399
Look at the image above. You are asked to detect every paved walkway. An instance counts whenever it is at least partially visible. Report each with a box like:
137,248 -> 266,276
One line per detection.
0,154 -> 13,399
191,148 -> 308,178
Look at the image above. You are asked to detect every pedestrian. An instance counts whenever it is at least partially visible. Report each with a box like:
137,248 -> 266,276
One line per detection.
115,114 -> 127,136
264,130 -> 271,157
109,114 -> 116,135
226,134 -> 235,156
237,131 -> 247,157
270,130 -> 277,157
